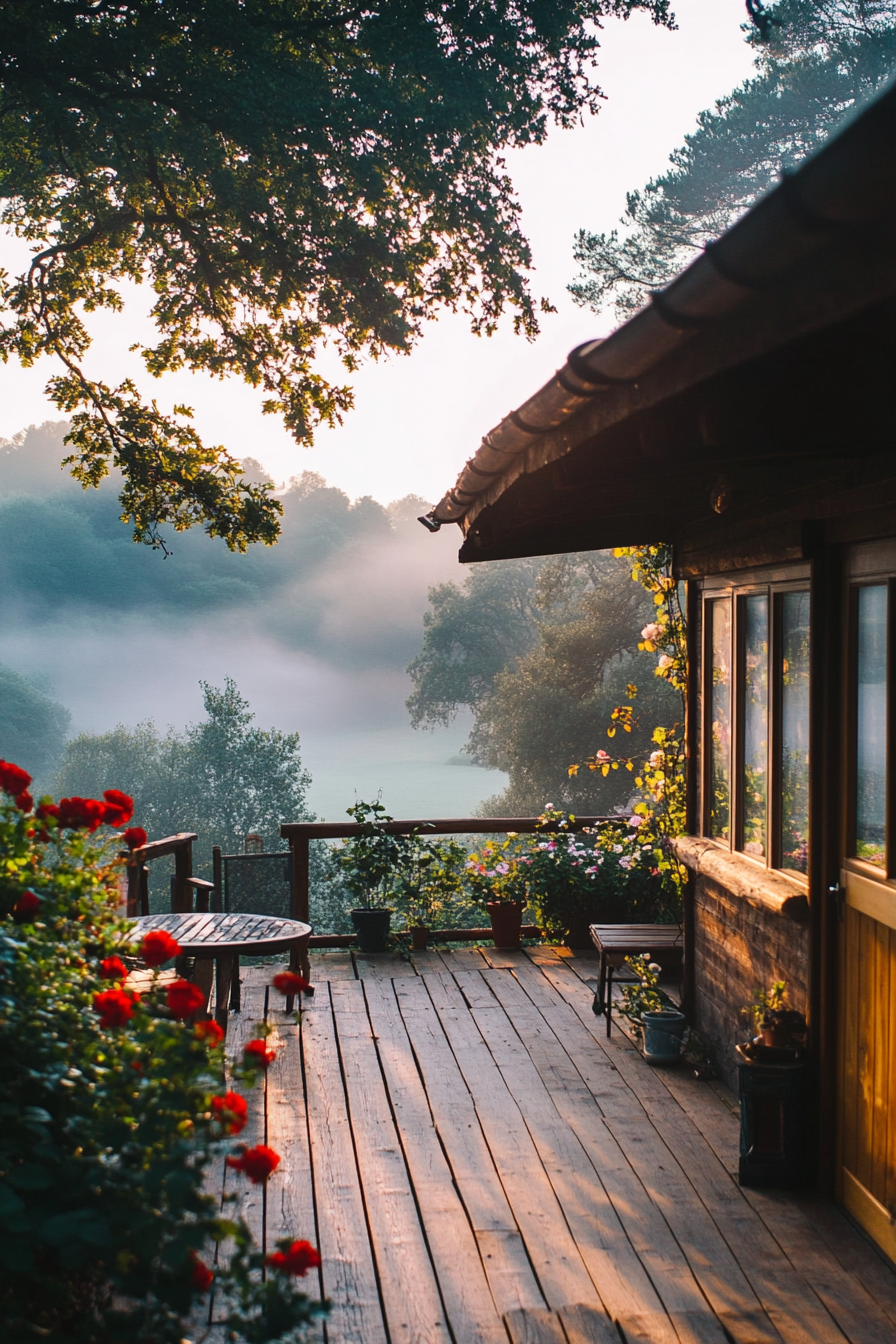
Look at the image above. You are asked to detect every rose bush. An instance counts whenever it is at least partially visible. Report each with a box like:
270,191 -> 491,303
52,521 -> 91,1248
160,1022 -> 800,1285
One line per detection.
0,764 -> 326,1343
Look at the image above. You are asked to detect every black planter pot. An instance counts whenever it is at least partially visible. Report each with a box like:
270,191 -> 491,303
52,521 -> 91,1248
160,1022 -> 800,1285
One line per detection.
350,907 -> 393,953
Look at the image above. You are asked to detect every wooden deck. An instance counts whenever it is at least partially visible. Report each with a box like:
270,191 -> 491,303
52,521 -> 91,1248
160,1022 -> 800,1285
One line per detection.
211,946 -> 896,1344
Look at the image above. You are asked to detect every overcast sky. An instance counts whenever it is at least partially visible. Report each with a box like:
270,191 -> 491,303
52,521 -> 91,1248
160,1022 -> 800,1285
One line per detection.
0,0 -> 755,512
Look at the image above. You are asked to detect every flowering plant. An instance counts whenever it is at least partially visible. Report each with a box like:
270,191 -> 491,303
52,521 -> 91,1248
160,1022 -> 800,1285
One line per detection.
568,544 -> 687,914
464,834 -> 532,908
0,765 -> 325,1343
524,806 -> 672,942
617,953 -> 676,1036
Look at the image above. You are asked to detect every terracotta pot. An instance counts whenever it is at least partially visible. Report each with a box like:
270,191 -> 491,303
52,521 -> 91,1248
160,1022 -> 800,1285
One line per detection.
761,1023 -> 792,1048
410,925 -> 429,951
486,900 -> 525,949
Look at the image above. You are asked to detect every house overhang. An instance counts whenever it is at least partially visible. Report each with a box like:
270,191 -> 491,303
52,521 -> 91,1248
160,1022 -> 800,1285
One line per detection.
424,82 -> 896,575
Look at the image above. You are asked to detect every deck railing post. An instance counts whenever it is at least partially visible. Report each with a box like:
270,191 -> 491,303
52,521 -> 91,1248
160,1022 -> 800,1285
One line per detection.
289,835 -> 311,925
212,845 -> 223,913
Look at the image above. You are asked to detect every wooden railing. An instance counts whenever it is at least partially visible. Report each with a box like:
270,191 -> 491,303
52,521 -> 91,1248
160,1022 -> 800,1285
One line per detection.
280,815 -> 618,946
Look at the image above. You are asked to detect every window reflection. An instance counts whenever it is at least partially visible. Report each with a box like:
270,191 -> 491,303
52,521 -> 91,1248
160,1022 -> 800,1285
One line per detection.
741,595 -> 769,858
780,592 -> 810,873
710,601 -> 731,840
855,585 -> 887,867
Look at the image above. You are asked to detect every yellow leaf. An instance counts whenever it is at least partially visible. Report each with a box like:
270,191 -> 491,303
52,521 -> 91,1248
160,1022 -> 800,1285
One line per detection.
626,762 -> 634,771
635,777 -> 643,787
611,762 -> 619,770
568,765 -> 579,777
601,765 -> 610,777
607,727 -> 616,738
624,724 -> 631,732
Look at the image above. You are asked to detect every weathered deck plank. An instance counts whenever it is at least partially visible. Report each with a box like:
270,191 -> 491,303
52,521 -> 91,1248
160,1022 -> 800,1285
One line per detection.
217,948 -> 896,1344
329,980 -> 451,1344
362,977 -> 509,1343
423,969 -> 603,1310
301,983 -> 388,1344
525,955 -> 849,1344
393,975 -> 547,1316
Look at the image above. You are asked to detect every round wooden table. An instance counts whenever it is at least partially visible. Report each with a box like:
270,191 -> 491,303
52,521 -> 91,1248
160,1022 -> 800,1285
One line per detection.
132,911 -> 312,1021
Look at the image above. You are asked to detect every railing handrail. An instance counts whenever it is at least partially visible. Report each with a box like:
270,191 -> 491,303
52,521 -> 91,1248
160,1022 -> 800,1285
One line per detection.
128,831 -> 198,862
280,814 -> 626,925
280,815 -> 621,841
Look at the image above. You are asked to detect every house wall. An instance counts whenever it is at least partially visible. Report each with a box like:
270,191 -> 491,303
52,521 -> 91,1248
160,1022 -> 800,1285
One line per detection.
674,838 -> 810,1087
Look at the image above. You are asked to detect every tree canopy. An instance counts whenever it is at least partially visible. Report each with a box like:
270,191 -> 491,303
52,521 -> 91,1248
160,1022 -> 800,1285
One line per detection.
53,678 -> 314,905
407,551 -> 678,814
0,662 -> 71,786
0,0 -> 671,549
569,0 -> 896,322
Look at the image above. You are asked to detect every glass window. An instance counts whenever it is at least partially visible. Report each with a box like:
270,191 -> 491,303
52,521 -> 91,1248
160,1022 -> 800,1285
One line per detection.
855,585 -> 887,867
780,591 -> 810,874
741,595 -> 769,858
709,601 -> 731,840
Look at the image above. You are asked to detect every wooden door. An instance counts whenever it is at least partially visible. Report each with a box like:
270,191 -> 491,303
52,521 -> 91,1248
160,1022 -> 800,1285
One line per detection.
838,869 -> 896,1260
838,561 -> 896,1260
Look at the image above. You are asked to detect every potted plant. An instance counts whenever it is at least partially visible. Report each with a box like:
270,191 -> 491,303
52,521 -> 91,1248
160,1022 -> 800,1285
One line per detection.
391,838 -> 471,949
332,799 -> 409,953
465,835 -> 532,948
618,953 -> 686,1064
743,981 -> 807,1056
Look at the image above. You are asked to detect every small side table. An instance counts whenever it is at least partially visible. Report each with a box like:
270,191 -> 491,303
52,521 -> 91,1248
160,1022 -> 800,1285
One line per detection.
589,923 -> 684,1037
132,911 -> 311,1024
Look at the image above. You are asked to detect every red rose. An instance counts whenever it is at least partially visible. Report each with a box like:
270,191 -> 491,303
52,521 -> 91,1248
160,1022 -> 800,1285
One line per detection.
102,789 -> 134,827
166,978 -> 206,1019
243,1038 -> 277,1070
35,803 -> 59,823
57,796 -> 106,832
94,987 -> 138,1028
99,955 -> 128,981
123,826 -> 148,851
140,929 -> 181,966
210,1091 -> 248,1135
12,890 -> 40,922
0,761 -> 31,797
272,971 -> 311,997
267,1240 -> 321,1277
195,1019 -> 225,1045
15,790 -> 33,813
189,1251 -> 214,1291
225,1144 -> 280,1183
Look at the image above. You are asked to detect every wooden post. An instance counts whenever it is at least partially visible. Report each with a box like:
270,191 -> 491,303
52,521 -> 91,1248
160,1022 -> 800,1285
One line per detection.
171,838 -> 193,913
289,835 -> 310,924
212,845 -> 223,913
139,864 -> 150,917
126,859 -> 141,917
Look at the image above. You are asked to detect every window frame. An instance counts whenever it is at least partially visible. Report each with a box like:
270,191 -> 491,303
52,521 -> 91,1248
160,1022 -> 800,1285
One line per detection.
843,569 -> 896,883
699,564 -> 811,882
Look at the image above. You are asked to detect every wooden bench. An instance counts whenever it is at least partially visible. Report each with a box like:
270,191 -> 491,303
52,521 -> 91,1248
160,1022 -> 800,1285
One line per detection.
589,923 -> 684,1036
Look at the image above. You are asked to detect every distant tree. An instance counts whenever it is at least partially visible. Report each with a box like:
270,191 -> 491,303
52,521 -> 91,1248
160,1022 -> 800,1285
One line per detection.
406,558 -> 545,729
407,551 -> 678,814
570,0 -> 896,322
0,663 -> 70,785
53,679 -> 314,905
0,0 -> 671,551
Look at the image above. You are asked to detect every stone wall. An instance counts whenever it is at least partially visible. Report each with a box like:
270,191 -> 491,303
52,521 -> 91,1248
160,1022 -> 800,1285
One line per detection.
673,837 -> 810,1088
